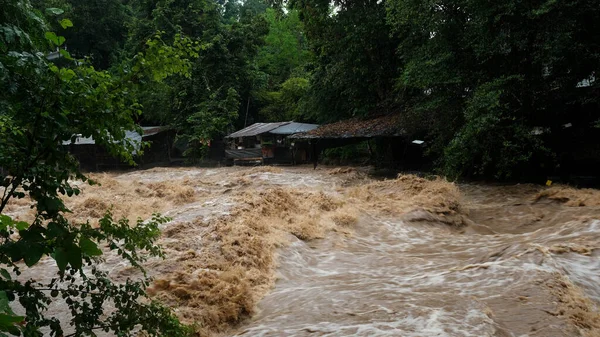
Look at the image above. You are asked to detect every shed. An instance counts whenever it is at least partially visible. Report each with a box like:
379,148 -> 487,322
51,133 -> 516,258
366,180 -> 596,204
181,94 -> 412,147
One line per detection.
64,126 -> 176,171
225,122 -> 319,165
289,114 -> 425,169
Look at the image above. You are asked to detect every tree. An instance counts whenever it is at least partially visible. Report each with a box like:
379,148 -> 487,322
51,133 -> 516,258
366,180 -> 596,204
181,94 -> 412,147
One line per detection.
31,0 -> 132,70
256,9 -> 309,87
291,0 -> 402,121
126,0 -> 269,157
387,0 -> 600,178
258,76 -> 310,122
174,13 -> 268,156
253,8 -> 313,122
0,1 -> 197,335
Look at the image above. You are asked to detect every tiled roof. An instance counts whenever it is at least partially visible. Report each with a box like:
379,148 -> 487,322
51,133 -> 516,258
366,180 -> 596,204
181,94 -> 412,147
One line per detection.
289,114 -> 404,139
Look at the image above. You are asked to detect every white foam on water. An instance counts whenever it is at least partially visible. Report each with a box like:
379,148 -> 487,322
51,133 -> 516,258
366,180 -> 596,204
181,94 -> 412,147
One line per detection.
230,184 -> 600,337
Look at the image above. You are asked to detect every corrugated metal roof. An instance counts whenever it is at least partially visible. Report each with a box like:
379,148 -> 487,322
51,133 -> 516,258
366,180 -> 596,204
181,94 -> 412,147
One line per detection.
226,122 -> 291,138
269,122 -> 319,135
64,135 -> 94,145
142,126 -> 166,136
62,126 -> 165,146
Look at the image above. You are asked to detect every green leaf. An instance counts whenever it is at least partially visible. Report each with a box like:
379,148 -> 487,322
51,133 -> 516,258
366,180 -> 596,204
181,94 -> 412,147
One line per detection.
0,292 -> 12,311
0,215 -> 11,231
37,197 -> 63,215
59,68 -> 76,81
4,243 -> 22,262
15,222 -> 28,231
0,313 -> 24,332
7,324 -> 21,335
79,237 -> 102,257
0,269 -> 10,280
45,8 -> 65,15
66,245 -> 82,270
47,222 -> 66,239
59,49 -> 72,60
59,19 -> 73,29
44,32 -> 59,45
23,244 -> 44,267
44,32 -> 65,46
54,248 -> 68,272
0,313 -> 24,325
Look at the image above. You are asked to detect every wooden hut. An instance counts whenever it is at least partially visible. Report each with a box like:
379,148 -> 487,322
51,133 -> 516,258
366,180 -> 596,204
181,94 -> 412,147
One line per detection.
289,114 -> 427,169
225,122 -> 319,165
64,126 -> 176,171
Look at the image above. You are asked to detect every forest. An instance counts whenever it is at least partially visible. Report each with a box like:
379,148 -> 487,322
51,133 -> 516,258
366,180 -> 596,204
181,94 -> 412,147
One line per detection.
5,0 -> 599,178
1,0 -> 600,335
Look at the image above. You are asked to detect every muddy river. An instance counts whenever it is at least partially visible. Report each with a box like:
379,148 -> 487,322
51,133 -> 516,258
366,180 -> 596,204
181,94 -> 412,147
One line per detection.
4,166 -> 600,336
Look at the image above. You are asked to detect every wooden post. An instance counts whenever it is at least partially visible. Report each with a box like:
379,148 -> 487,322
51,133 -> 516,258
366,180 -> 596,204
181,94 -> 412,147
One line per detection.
244,97 -> 251,127
312,142 -> 318,170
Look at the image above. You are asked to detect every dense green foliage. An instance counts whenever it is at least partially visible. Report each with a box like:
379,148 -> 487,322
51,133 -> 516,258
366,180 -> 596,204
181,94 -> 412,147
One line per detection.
125,0 -> 270,156
291,0 -> 600,178
27,0 -> 312,155
386,0 -> 600,178
0,1 -> 195,335
254,9 -> 312,122
21,0 -> 600,178
297,0 -> 404,120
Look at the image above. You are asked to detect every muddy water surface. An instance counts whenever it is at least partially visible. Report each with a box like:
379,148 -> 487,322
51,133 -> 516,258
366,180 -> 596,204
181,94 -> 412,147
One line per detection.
4,167 -> 600,337
231,179 -> 600,337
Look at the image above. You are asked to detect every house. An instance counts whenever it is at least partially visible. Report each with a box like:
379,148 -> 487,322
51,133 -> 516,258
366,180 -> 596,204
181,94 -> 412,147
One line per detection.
225,122 -> 319,165
63,126 -> 176,171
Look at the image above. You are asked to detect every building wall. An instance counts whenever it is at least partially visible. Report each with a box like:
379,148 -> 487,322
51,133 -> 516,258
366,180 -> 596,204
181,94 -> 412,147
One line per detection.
66,131 -> 176,172
139,131 -> 175,168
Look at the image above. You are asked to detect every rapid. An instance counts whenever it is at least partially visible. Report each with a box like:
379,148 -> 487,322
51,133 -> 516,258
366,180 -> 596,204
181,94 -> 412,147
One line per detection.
4,166 -> 600,337
234,181 -> 600,337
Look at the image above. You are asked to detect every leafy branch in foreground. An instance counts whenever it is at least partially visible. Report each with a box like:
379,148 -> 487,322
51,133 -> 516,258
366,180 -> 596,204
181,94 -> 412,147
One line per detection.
0,213 -> 192,337
1,1 -> 196,335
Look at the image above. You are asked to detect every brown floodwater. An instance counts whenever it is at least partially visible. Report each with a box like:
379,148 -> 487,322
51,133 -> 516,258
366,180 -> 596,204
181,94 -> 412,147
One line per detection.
3,167 -> 600,337
230,178 -> 600,337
